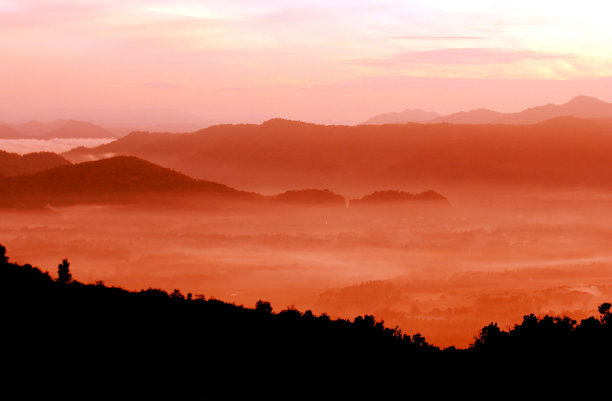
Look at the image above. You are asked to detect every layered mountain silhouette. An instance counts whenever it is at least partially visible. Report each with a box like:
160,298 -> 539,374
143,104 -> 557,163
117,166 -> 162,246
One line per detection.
9,120 -> 67,137
494,95 -> 612,124
38,120 -> 115,139
350,190 -> 448,206
64,116 -> 612,191
430,108 -> 505,124
0,150 -> 71,177
0,125 -> 23,139
364,95 -> 612,125
4,155 -> 431,208
363,109 -> 441,125
273,189 -> 345,205
0,156 -> 252,207
6,120 -> 117,139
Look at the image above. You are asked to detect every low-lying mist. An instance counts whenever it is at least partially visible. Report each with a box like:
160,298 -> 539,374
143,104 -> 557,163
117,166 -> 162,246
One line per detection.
2,191 -> 612,347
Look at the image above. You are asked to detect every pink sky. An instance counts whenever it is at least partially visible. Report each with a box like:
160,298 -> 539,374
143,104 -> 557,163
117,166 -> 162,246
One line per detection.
2,0 -> 612,125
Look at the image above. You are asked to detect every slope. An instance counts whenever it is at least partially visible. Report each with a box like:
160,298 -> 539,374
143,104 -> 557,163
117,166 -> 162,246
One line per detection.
0,150 -> 71,177
0,155 -> 250,207
62,117 -> 612,192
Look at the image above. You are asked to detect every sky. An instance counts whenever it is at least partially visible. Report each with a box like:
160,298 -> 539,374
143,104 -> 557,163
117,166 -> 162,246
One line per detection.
2,0 -> 612,125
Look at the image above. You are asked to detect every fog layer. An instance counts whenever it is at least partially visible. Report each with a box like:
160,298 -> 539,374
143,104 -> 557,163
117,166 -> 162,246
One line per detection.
2,191 -> 611,347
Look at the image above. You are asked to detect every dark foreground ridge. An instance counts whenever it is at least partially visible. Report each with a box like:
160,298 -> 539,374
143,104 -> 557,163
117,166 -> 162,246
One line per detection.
2,244 -> 610,399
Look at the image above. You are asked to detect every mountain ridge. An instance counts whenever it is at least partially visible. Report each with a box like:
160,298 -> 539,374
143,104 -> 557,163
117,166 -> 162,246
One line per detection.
0,125 -> 23,139
0,156 -> 251,207
40,120 -> 115,139
363,95 -> 612,125
7,119 -> 119,139
0,155 -> 448,209
62,116 -> 612,192
0,150 -> 71,177
363,109 -> 441,125
350,190 -> 448,206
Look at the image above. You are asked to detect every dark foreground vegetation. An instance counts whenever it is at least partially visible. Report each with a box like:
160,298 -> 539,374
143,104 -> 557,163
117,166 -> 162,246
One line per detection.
2,244 -> 610,400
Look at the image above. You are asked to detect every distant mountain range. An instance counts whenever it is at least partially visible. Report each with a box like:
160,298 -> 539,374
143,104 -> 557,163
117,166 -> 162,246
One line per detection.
362,109 -> 441,124
0,120 -> 117,139
4,95 -> 611,139
363,96 -> 612,125
0,154 -> 447,209
63,116 -> 612,192
0,150 -> 71,177
0,156 -> 252,207
0,125 -> 23,139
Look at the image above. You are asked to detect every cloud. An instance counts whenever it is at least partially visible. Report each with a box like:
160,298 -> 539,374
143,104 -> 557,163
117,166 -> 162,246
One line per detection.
0,0 -> 109,26
348,48 -> 575,67
389,36 -> 488,40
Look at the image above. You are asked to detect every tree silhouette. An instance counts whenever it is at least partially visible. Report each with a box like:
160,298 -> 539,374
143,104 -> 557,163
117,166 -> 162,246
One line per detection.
255,300 -> 273,313
412,333 -> 428,348
472,322 -> 505,350
57,259 -> 71,285
599,302 -> 612,325
0,244 -> 7,264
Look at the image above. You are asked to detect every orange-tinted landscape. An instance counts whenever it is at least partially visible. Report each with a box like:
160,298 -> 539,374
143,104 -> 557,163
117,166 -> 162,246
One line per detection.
3,1 -> 612,352
3,112 -> 612,348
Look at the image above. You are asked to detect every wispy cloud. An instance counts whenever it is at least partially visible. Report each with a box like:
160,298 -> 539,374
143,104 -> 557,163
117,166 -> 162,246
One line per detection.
389,36 -> 488,40
1,0 -> 612,122
348,48 -> 575,66
110,81 -> 185,91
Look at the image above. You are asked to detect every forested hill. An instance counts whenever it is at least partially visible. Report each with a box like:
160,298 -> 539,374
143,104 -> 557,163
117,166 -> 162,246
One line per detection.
2,244 -> 610,399
63,117 -> 612,192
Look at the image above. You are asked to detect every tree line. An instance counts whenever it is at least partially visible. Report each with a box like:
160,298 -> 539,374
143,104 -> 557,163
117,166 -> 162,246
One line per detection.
2,243 -> 609,400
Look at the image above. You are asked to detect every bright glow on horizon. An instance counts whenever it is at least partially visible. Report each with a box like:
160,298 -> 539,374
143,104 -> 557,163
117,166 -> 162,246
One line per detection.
1,0 -> 612,124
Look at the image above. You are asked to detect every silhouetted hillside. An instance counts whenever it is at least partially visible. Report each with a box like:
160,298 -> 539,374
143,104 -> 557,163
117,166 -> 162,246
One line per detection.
0,155 -> 251,207
496,95 -> 612,124
1,244 -> 437,399
350,190 -> 448,205
2,153 -> 447,209
63,116 -> 612,192
0,124 -> 23,139
365,95 -> 612,125
362,109 -> 441,124
39,120 -> 115,139
64,130 -> 176,162
472,310 -> 612,354
2,244 -> 609,399
430,108 -> 504,124
8,119 -> 118,139
273,189 -> 345,205
0,150 -> 71,177
9,119 -> 66,137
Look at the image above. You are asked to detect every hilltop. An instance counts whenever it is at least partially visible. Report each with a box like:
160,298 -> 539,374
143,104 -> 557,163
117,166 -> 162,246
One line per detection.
63,116 -> 612,192
0,124 -> 23,139
7,119 -> 118,139
364,95 -> 612,125
273,189 -> 346,206
3,244 -> 611,399
1,154 -> 441,208
350,190 -> 448,206
362,109 -> 441,125
38,120 -> 115,139
0,155 -> 251,207
0,150 -> 71,177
